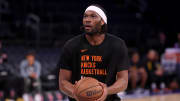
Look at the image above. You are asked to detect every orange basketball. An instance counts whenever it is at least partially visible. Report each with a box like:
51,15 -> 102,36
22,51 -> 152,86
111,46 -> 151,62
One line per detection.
74,77 -> 103,101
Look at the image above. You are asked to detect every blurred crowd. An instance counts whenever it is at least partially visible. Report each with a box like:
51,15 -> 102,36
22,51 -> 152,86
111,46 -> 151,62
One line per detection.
0,41 -> 61,101
0,45 -> 41,100
128,32 -> 180,95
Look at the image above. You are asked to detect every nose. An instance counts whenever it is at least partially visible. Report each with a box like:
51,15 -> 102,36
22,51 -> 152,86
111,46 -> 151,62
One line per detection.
84,17 -> 92,24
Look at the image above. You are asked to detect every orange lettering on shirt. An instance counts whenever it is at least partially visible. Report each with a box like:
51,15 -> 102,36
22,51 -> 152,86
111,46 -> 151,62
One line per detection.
91,56 -> 102,62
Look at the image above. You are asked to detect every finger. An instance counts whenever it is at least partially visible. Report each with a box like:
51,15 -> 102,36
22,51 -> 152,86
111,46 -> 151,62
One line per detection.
98,82 -> 106,89
96,90 -> 106,101
98,82 -> 103,86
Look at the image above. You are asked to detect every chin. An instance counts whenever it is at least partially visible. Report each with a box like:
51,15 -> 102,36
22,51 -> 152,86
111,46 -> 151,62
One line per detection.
84,30 -> 93,35
86,32 -> 94,36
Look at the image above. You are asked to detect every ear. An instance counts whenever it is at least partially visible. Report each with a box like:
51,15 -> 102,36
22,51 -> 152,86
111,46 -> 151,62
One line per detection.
100,19 -> 105,26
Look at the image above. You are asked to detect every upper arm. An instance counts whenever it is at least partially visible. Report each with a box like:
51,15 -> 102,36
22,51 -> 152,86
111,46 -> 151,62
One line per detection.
117,70 -> 128,81
58,44 -> 73,85
115,40 -> 129,71
20,61 -> 29,77
58,41 -> 74,87
59,69 -> 72,81
58,42 -> 73,70
59,69 -> 72,85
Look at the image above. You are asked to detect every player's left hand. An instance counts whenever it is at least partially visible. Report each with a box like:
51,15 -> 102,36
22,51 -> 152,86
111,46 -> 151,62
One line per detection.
95,82 -> 108,101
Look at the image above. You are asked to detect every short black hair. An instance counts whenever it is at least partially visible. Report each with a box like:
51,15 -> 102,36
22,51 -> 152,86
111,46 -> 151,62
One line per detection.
26,50 -> 36,56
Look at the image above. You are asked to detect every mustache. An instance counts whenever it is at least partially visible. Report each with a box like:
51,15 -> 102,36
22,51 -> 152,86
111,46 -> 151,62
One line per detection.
80,25 -> 92,32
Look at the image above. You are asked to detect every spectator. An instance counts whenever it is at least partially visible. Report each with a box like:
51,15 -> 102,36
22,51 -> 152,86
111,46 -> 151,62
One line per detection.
0,41 -> 10,99
161,51 -> 179,92
129,52 -> 147,92
0,41 -> 23,99
141,49 -> 164,92
20,51 -> 41,94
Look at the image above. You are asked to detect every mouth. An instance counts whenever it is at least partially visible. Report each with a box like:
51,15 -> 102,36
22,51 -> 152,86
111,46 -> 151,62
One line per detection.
84,25 -> 92,29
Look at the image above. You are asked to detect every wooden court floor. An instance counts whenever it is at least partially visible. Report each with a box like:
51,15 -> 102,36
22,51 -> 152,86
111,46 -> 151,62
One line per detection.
124,93 -> 180,101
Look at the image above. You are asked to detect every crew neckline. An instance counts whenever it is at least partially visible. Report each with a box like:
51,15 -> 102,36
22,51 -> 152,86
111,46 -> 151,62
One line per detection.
83,33 -> 108,48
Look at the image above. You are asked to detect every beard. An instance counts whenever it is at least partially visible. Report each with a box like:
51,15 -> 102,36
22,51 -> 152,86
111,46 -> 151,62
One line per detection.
83,22 -> 102,36
85,27 -> 99,36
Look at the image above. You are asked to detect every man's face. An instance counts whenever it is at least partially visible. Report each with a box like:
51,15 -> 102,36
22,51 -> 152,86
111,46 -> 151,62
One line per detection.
132,53 -> 139,63
27,55 -> 35,65
147,50 -> 156,61
83,11 -> 104,35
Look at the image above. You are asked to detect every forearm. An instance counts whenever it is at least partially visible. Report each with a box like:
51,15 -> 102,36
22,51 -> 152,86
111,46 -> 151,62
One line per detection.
107,78 -> 128,95
59,80 -> 75,98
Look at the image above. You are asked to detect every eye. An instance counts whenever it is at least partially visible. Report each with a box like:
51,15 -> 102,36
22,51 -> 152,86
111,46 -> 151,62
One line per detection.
83,15 -> 87,18
91,14 -> 97,18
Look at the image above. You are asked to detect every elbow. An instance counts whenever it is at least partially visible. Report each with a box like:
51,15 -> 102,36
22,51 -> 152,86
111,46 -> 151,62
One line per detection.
119,78 -> 128,92
123,82 -> 128,91
59,86 -> 63,92
59,80 -> 63,91
122,78 -> 128,91
59,79 -> 66,92
122,73 -> 129,91
123,79 -> 129,91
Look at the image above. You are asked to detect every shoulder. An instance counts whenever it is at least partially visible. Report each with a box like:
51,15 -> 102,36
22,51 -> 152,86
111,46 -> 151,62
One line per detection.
106,33 -> 127,49
63,34 -> 82,49
107,34 -> 125,44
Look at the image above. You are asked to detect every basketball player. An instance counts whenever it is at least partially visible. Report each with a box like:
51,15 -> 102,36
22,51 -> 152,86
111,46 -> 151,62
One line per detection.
59,4 -> 129,101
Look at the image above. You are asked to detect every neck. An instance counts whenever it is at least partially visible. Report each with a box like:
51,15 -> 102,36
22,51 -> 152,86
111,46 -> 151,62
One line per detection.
85,33 -> 105,46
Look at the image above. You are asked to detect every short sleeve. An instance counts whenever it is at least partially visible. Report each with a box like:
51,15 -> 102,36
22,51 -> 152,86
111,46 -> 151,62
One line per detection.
58,43 -> 73,71
115,41 -> 130,72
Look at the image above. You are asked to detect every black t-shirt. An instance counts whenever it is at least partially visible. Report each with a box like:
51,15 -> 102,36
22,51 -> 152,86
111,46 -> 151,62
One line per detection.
59,33 -> 129,101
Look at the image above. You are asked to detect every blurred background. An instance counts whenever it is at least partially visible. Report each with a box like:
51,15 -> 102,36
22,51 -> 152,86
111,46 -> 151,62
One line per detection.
0,0 -> 180,101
